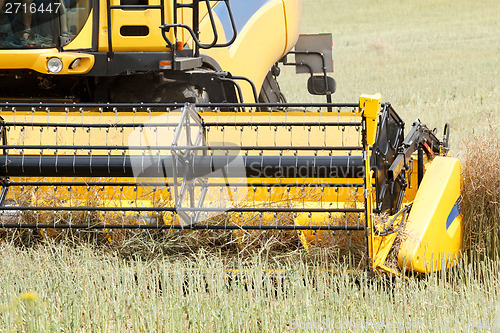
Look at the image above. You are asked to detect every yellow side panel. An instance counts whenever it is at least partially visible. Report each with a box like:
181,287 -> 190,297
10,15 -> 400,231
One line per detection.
0,48 -> 55,70
359,93 -> 381,145
398,157 -> 463,273
282,0 -> 302,54
98,0 -> 175,52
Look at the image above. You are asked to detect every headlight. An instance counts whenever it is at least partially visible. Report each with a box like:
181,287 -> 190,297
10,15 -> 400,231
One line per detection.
47,57 -> 63,73
69,58 -> 81,69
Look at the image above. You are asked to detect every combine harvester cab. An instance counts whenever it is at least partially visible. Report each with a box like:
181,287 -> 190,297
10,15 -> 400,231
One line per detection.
0,0 -> 462,275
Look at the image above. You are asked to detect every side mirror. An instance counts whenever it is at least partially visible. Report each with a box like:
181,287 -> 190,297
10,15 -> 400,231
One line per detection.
307,75 -> 336,95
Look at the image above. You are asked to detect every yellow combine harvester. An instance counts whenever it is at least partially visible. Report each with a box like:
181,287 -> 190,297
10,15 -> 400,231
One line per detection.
0,0 -> 462,274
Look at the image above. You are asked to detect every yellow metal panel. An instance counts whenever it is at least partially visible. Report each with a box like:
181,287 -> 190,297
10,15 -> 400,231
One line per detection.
98,0 -> 175,52
398,156 -> 463,273
282,0 -> 302,55
372,202 -> 411,268
373,232 -> 398,267
363,138 -> 375,269
0,48 -> 51,70
359,94 -> 381,146
295,200 -> 365,250
0,49 -> 94,75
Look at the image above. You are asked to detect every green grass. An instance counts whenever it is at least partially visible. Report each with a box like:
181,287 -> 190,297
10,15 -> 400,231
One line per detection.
280,0 -> 499,152
1,0 -> 499,331
0,243 -> 498,332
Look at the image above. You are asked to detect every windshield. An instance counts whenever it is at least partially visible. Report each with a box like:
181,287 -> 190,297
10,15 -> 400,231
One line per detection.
0,0 -> 91,48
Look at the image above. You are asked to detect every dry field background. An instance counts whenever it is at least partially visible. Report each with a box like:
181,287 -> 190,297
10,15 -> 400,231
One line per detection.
282,0 -> 499,152
0,0 -> 499,331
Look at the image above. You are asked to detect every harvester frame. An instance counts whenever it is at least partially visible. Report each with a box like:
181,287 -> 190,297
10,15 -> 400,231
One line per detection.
0,0 -> 463,275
